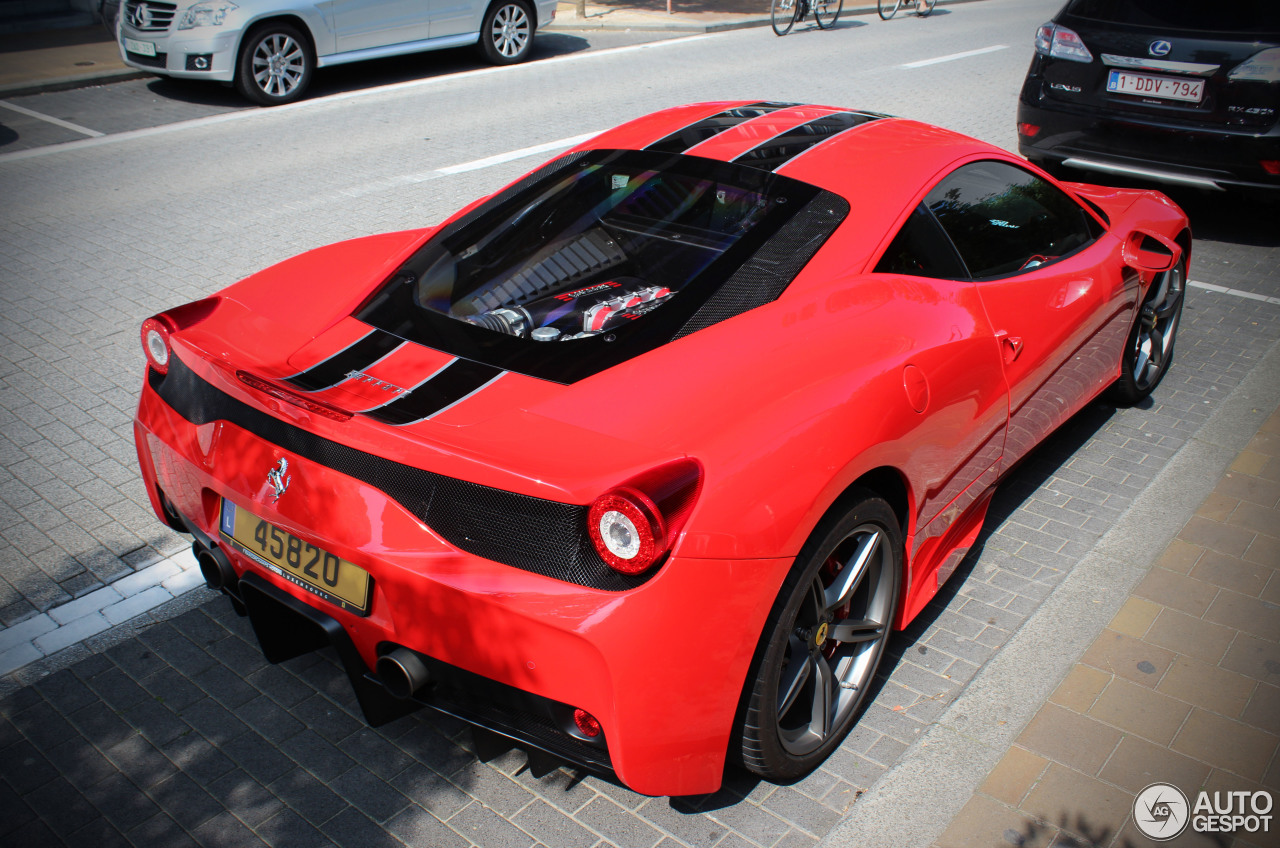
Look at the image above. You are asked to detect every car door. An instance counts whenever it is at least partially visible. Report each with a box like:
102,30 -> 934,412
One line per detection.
328,0 -> 433,52
924,160 -> 1135,473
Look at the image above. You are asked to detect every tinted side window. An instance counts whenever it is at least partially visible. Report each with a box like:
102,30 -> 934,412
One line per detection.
925,161 -> 1097,280
874,203 -> 969,279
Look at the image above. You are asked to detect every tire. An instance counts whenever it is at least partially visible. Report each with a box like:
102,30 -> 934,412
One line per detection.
1108,258 -> 1186,406
235,24 -> 313,106
738,493 -> 902,780
771,0 -> 799,36
877,0 -> 901,20
917,0 -> 936,16
814,0 -> 842,29
478,0 -> 534,64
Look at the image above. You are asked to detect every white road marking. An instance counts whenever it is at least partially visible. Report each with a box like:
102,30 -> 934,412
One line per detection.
901,44 -> 1008,68
0,35 -> 710,165
0,99 -> 104,138
436,132 -> 599,175
1190,280 -> 1280,306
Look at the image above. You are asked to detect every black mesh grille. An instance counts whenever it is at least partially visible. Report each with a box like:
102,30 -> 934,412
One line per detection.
150,358 -> 655,591
674,191 -> 850,339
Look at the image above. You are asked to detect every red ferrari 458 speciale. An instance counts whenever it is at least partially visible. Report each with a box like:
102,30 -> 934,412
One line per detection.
134,101 -> 1189,796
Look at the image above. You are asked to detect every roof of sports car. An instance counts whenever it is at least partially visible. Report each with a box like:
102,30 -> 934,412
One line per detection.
580,102 -> 990,193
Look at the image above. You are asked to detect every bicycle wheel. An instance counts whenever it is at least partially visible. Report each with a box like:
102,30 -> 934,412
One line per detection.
877,0 -> 900,20
815,0 -> 842,29
917,0 -> 936,16
772,0 -> 799,35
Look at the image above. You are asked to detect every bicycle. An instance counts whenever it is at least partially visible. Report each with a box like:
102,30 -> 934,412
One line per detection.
771,0 -> 843,36
877,0 -> 936,20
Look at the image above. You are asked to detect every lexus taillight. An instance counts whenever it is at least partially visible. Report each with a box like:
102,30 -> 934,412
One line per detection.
587,459 -> 702,575
141,316 -> 175,374
1035,23 -> 1092,64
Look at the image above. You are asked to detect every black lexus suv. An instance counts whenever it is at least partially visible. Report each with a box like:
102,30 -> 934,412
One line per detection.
1017,0 -> 1280,196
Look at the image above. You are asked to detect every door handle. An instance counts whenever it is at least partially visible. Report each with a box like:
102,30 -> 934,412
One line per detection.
996,331 -> 1023,364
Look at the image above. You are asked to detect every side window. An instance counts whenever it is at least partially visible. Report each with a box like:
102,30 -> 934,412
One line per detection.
874,203 -> 969,279
924,161 -> 1099,279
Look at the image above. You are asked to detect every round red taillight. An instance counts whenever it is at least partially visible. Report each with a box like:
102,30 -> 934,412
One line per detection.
572,708 -> 601,738
140,317 -> 173,374
587,487 -> 665,575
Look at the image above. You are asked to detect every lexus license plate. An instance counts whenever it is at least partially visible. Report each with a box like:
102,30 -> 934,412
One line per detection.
1106,70 -> 1204,103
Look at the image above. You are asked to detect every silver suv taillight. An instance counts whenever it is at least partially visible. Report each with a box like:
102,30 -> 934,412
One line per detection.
1035,22 -> 1094,64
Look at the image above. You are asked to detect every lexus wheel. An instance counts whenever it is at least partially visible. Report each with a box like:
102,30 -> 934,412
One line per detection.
1108,258 -> 1185,405
478,1 -> 533,65
739,493 -> 901,780
235,24 -> 313,106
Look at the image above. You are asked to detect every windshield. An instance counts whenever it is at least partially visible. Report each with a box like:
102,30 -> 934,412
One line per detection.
357,149 -> 845,383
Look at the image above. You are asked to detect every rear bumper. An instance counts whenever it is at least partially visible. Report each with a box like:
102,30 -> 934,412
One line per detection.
133,358 -> 792,796
1017,99 -> 1280,193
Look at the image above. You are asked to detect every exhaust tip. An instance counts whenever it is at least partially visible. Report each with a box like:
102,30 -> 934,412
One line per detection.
194,541 -> 235,591
377,648 -> 431,700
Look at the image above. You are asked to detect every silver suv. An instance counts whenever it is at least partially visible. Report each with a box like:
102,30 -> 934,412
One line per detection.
117,0 -> 557,105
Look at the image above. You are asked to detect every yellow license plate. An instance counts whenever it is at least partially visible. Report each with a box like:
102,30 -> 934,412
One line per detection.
219,499 -> 371,616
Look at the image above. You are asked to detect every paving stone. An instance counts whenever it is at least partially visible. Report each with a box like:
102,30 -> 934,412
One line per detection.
269,768 -> 350,828
209,768 -> 285,828
256,807 -> 332,848
319,806 -> 404,848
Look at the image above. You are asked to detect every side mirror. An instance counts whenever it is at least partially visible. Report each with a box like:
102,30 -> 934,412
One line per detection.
1121,229 -> 1181,273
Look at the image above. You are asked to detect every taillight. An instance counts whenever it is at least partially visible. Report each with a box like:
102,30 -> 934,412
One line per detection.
1035,23 -> 1092,64
1260,160 -> 1280,176
1229,48 -> 1280,83
589,489 -> 665,574
139,298 -> 220,376
141,316 -> 174,374
587,459 -> 702,575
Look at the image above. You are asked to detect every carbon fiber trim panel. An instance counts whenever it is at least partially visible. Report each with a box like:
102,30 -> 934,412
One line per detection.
149,356 -> 655,591
675,191 -> 851,339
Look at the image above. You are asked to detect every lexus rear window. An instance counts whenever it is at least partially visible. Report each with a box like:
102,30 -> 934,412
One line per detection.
357,149 -> 843,383
1064,0 -> 1280,34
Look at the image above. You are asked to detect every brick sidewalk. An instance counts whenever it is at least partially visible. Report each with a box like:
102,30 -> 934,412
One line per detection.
937,410 -> 1280,848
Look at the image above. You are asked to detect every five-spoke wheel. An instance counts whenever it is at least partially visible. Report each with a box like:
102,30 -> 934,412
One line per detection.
739,494 -> 901,779
1109,258 -> 1186,405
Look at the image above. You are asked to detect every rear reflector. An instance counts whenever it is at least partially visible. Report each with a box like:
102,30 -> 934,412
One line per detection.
1018,123 -> 1041,138
1261,160 -> 1280,175
573,708 -> 602,738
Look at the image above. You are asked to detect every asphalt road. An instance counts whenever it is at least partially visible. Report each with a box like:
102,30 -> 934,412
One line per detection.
0,0 -> 1278,845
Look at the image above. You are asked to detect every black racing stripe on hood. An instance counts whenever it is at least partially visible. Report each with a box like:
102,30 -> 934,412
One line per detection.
644,102 -> 800,155
732,111 -> 884,172
360,359 -> 504,426
284,329 -> 403,392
